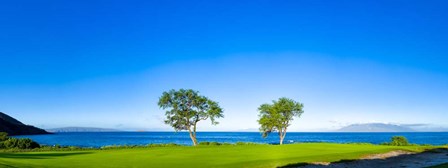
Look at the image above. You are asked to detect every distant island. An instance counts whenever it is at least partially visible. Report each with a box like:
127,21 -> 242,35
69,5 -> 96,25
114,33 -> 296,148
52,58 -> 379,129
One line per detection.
0,112 -> 50,135
337,123 -> 414,132
46,127 -> 122,133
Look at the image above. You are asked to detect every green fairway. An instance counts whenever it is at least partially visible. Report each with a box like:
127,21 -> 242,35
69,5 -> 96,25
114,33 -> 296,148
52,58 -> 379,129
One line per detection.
0,143 -> 432,168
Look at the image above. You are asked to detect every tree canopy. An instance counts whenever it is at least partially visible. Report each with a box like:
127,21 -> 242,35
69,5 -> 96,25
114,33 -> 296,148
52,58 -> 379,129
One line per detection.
258,97 -> 304,145
158,89 -> 224,146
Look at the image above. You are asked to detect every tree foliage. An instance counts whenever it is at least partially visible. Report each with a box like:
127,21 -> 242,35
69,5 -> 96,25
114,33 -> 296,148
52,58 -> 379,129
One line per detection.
0,132 -> 8,141
158,89 -> 224,145
0,132 -> 40,149
258,97 -> 304,145
382,136 -> 410,146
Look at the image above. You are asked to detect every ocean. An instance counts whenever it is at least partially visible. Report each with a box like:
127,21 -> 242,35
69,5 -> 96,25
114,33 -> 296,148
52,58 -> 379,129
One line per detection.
14,132 -> 448,148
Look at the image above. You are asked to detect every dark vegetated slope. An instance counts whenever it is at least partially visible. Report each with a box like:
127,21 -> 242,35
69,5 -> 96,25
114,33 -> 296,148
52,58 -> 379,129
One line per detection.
0,112 -> 49,135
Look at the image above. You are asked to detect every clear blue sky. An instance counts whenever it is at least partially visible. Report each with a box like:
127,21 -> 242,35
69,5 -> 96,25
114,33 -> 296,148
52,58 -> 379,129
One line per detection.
1,0 -> 447,131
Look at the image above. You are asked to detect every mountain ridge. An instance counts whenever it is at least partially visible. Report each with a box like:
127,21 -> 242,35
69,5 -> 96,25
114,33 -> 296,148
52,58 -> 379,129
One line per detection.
337,123 -> 415,132
47,127 -> 122,132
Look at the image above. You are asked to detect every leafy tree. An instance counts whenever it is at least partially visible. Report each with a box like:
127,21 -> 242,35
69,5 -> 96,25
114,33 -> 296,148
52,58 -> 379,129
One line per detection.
3,138 -> 19,149
0,132 -> 8,149
381,136 -> 411,146
158,89 -> 224,146
258,97 -> 304,145
17,138 -> 40,149
390,136 -> 410,146
3,138 -> 40,149
0,132 -> 8,141
0,132 -> 40,149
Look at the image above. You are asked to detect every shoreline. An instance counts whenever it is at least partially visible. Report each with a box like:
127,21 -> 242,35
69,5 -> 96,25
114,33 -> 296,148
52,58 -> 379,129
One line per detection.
12,132 -> 448,148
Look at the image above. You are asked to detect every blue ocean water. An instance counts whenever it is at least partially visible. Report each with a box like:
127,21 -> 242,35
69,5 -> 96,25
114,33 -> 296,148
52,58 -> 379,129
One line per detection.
14,132 -> 448,148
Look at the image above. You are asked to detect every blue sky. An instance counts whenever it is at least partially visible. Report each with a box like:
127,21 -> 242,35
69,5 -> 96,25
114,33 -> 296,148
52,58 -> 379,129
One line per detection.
0,0 -> 447,131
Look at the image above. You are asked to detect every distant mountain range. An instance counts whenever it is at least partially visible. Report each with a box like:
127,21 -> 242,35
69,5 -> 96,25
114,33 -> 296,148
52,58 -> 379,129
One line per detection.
0,112 -> 50,135
47,127 -> 121,132
337,123 -> 414,132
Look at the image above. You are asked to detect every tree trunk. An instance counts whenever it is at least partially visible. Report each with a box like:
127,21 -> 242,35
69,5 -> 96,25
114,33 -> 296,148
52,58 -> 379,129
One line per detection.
279,129 -> 283,145
279,127 -> 287,145
189,132 -> 198,146
280,136 -> 284,145
188,127 -> 198,146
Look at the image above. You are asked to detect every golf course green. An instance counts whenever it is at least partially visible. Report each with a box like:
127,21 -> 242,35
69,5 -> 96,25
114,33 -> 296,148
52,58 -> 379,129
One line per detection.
0,143 -> 433,168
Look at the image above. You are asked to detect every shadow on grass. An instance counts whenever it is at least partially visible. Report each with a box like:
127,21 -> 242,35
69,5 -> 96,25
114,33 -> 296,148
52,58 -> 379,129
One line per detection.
278,148 -> 448,168
278,162 -> 309,168
0,163 -> 18,168
427,163 -> 448,168
0,152 -> 93,159
278,158 -> 358,167
332,159 -> 357,163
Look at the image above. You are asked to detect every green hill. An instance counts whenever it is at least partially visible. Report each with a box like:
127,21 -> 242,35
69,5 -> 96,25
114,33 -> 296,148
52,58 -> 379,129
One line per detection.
0,112 -> 49,135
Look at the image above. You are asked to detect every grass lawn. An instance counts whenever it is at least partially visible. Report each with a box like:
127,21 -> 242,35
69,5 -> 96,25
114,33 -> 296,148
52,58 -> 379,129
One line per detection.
0,143 -> 434,168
